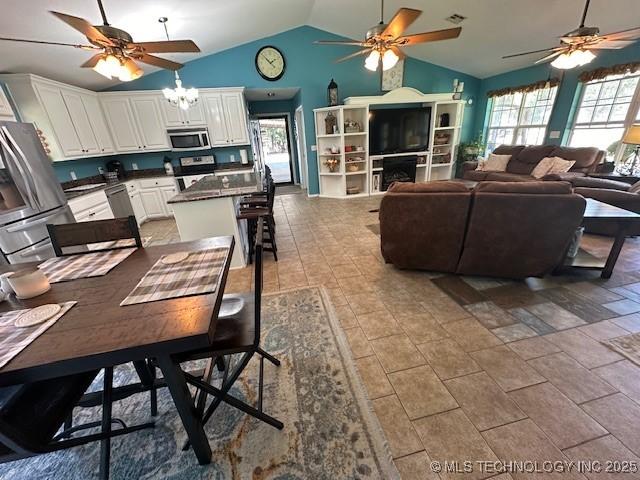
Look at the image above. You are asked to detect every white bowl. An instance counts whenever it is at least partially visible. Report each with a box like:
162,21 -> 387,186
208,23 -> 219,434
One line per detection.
7,269 -> 51,300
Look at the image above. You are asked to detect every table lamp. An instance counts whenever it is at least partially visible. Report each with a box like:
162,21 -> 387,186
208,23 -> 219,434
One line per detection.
621,124 -> 640,176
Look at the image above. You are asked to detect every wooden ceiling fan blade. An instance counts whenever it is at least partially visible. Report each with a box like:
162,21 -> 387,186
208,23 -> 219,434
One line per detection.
0,36 -> 97,49
601,27 -> 640,41
502,47 -> 561,59
129,40 -> 201,53
335,48 -> 372,63
382,8 -> 422,39
314,40 -> 368,46
589,40 -> 635,49
534,50 -> 564,64
396,27 -> 461,46
80,54 -> 103,68
49,11 -> 114,46
138,53 -> 182,70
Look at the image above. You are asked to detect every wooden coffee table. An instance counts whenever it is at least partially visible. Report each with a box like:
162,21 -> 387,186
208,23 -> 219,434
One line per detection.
564,198 -> 640,278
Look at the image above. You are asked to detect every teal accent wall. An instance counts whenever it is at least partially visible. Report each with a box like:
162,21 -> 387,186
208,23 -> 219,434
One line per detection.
105,25 -> 480,194
473,42 -> 640,146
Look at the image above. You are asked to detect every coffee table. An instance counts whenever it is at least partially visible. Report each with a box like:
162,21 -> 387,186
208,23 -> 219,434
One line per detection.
564,198 -> 640,278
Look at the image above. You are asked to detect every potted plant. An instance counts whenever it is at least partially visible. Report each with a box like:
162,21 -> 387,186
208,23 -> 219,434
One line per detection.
455,133 -> 485,178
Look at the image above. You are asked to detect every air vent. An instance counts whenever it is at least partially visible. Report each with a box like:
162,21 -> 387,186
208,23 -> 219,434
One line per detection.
445,14 -> 466,25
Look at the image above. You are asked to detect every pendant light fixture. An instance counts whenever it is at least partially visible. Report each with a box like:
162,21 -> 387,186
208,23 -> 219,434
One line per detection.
159,17 -> 198,110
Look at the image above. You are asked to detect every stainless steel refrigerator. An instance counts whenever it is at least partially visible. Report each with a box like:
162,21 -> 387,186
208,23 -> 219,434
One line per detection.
0,121 -> 75,264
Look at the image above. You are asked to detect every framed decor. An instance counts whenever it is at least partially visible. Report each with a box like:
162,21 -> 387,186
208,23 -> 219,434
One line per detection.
381,59 -> 404,91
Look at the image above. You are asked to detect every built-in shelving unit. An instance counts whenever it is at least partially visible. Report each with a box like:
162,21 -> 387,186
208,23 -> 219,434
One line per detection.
313,105 -> 369,198
314,88 -> 465,198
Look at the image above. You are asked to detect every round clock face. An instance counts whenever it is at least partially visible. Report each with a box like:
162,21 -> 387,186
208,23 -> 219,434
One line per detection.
255,46 -> 285,81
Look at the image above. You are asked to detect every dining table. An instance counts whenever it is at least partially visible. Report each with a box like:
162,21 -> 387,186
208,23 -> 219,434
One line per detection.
0,235 -> 235,466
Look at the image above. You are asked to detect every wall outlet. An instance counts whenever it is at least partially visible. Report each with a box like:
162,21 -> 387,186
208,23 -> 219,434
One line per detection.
132,163 -> 139,170
311,145 -> 317,151
98,166 -> 104,175
230,154 -> 235,162
70,171 -> 77,180
549,130 -> 561,139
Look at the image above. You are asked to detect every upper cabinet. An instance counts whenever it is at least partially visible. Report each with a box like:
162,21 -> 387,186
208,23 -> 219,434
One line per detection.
160,98 -> 206,128
0,87 -> 15,120
0,74 -> 250,160
201,90 -> 249,146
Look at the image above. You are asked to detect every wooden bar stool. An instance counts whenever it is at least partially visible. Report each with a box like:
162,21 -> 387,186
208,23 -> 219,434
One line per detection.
237,180 -> 277,263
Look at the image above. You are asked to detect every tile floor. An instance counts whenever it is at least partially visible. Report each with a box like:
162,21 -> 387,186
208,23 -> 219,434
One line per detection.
143,192 -> 640,480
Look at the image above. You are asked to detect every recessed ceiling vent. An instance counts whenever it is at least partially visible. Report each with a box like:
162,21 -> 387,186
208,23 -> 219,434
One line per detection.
445,14 -> 466,25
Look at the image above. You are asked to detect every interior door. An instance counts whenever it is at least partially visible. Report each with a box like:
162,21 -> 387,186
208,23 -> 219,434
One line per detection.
61,90 -> 100,155
130,96 -> 170,150
101,97 -> 143,152
82,94 -> 115,154
202,94 -> 229,146
35,83 -> 84,157
294,107 -> 308,189
222,93 -> 249,144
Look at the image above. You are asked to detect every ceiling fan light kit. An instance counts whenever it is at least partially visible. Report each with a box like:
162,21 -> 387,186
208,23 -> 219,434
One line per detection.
550,49 -> 596,69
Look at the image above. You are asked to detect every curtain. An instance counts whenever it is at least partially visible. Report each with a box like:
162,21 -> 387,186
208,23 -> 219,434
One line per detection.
578,62 -> 640,83
487,78 -> 560,98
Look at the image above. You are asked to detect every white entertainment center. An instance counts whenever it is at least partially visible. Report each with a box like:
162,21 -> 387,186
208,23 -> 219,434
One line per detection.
313,87 -> 465,198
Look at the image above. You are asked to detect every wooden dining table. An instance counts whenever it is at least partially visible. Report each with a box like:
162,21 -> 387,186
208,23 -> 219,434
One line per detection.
0,235 -> 235,465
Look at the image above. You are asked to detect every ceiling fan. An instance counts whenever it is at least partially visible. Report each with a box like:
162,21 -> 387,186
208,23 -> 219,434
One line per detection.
503,0 -> 640,69
0,0 -> 201,81
314,0 -> 461,72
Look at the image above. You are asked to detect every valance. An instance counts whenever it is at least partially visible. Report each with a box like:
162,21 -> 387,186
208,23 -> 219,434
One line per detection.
487,78 -> 560,98
578,62 -> 640,83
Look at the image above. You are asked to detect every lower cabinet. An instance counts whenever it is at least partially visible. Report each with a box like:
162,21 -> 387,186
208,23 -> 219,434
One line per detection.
68,190 -> 114,222
139,189 -> 165,219
160,185 -> 177,216
129,191 -> 147,226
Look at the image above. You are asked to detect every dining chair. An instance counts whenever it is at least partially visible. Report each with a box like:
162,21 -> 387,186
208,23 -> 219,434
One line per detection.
178,217 -> 283,449
0,369 -> 154,479
47,216 -> 142,257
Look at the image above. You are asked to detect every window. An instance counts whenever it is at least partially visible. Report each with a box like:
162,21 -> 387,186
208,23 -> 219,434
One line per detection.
569,73 -> 640,161
485,86 -> 558,153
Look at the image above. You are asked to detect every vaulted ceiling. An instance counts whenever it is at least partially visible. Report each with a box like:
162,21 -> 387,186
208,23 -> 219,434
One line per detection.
0,0 -> 637,89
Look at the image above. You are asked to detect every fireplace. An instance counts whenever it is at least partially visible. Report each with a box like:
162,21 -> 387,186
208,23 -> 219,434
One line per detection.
382,156 -> 417,191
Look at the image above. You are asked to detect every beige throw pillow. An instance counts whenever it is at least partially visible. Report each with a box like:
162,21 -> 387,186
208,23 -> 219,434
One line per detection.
475,153 -> 511,172
547,156 -> 576,174
530,157 -> 557,179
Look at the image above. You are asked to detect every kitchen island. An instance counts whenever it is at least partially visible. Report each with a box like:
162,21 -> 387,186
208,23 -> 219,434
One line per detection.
168,171 -> 262,268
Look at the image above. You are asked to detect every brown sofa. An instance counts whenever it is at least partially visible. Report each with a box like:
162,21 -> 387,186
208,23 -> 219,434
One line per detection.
379,180 -> 586,279
462,144 -> 605,183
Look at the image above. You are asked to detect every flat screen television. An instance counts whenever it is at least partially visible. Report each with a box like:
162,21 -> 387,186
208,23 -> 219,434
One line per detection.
369,106 -> 431,155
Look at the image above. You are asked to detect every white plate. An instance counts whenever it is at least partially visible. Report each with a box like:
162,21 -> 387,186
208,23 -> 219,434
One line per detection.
161,252 -> 189,265
15,304 -> 62,328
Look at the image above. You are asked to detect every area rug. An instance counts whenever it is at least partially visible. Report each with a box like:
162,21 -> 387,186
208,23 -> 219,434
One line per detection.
603,332 -> 640,366
366,224 -> 380,236
0,286 -> 399,480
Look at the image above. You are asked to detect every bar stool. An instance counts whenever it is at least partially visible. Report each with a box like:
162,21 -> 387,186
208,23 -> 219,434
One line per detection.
237,179 -> 277,263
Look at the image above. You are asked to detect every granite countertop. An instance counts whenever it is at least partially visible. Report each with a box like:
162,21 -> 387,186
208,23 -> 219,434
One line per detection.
62,169 -> 171,200
168,172 -> 262,204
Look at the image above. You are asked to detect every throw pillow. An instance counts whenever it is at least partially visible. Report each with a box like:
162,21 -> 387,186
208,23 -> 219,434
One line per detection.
475,153 -> 511,171
530,157 -> 557,179
547,156 -> 576,174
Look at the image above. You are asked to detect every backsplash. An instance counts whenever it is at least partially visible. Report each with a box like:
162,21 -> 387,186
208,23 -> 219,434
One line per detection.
52,146 -> 253,182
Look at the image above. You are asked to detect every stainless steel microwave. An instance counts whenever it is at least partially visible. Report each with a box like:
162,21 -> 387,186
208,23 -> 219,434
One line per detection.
167,128 -> 210,151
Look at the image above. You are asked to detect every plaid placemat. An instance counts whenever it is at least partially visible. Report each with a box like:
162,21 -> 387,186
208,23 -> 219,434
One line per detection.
38,248 -> 137,283
0,301 -> 76,369
120,247 -> 229,306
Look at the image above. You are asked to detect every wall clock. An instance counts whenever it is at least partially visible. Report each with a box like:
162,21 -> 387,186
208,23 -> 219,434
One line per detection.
255,46 -> 286,81
381,59 -> 404,91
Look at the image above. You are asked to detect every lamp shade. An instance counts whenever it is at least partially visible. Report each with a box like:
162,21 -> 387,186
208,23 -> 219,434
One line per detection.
623,125 -> 640,145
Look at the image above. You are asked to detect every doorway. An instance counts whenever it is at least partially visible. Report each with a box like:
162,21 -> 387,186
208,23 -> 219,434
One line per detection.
256,116 -> 294,184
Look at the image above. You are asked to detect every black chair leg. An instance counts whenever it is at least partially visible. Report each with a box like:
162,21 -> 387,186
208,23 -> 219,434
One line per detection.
257,347 -> 281,367
149,363 -> 158,417
100,366 -> 114,480
266,218 -> 277,261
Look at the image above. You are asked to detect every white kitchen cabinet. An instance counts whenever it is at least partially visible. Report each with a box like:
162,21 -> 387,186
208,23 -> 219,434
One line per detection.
100,96 -> 144,152
201,93 -> 229,146
160,185 -> 177,216
222,92 -> 249,145
82,94 -> 115,154
130,96 -> 170,150
160,98 -> 206,127
139,189 -> 165,219
0,87 -> 15,120
68,189 -> 114,222
129,191 -> 147,226
60,90 -> 100,155
35,83 -> 84,157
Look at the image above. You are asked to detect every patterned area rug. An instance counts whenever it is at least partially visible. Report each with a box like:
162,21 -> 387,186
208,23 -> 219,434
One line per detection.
366,224 -> 380,236
603,332 -> 640,366
0,287 -> 398,480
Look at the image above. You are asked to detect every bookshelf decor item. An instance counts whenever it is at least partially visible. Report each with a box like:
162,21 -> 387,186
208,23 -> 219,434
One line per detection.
325,111 -> 338,134
327,79 -> 339,106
